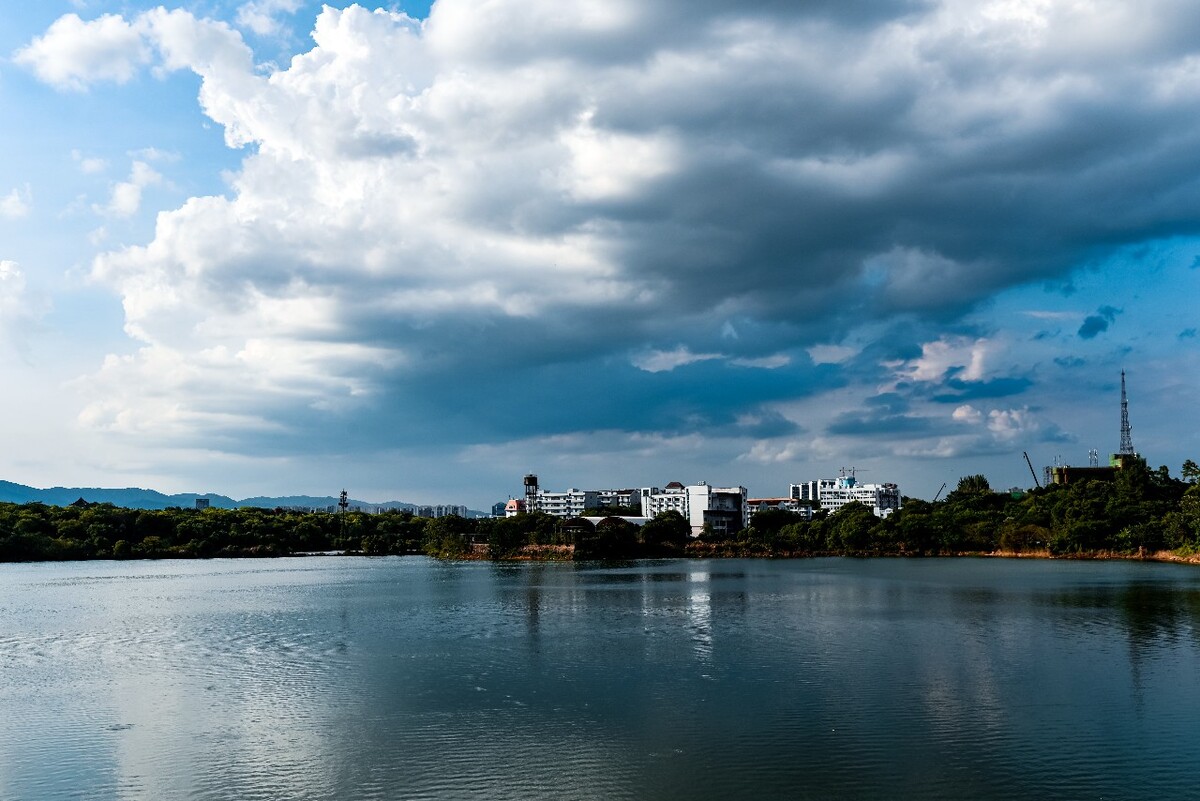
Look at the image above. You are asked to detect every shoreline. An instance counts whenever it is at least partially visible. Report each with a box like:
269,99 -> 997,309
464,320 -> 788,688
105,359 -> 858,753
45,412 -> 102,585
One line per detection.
470,544 -> 1200,565
4,547 -> 1200,566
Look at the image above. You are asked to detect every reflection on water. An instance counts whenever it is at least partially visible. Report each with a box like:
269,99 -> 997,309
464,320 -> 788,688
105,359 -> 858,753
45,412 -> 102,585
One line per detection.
2,557 -> 1200,800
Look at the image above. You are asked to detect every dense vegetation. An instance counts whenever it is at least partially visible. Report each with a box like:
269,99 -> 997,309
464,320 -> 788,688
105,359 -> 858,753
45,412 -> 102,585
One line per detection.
1,459 -> 1198,563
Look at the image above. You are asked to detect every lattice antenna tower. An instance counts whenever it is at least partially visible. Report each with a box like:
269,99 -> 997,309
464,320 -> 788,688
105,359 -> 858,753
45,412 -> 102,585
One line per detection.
1119,370 -> 1135,455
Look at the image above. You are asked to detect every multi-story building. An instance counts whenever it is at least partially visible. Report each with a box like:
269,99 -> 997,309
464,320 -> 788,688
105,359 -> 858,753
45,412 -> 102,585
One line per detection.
639,482 -> 689,518
519,475 -> 638,517
790,470 -> 900,518
641,482 -> 749,537
747,497 -> 814,521
595,489 -> 639,509
416,504 -> 470,518
532,489 -> 600,518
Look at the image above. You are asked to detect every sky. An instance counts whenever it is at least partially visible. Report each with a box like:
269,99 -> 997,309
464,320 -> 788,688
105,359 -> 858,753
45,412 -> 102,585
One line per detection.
1,0 -> 1199,509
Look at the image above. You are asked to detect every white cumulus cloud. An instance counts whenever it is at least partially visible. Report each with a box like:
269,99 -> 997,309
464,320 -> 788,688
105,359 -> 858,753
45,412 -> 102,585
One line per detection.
236,0 -> 304,36
13,13 -> 151,91
898,337 -> 998,383
0,186 -> 31,219
95,161 -> 162,218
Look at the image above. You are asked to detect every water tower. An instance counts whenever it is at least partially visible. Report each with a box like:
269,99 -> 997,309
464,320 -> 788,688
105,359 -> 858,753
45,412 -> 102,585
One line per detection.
523,474 -> 539,514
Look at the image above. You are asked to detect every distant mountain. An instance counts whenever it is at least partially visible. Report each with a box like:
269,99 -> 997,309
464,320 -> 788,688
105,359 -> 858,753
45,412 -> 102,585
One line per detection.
0,480 -> 481,515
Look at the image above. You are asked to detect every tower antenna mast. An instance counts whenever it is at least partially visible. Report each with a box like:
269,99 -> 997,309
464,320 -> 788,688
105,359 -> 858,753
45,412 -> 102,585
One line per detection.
1119,370 -> 1134,456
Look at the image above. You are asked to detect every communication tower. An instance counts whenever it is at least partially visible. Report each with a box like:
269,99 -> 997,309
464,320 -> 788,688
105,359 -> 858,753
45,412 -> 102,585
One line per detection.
1118,370 -> 1134,456
1089,449 -> 1099,467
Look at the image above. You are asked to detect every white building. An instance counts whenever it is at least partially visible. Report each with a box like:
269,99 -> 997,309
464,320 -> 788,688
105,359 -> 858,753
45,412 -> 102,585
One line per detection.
595,489 -> 639,509
641,482 -> 749,537
790,471 -> 900,518
532,489 -> 600,517
520,475 -> 638,518
747,498 -> 814,521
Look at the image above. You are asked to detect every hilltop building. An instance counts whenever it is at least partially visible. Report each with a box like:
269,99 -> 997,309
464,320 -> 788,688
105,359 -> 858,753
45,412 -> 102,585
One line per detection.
790,470 -> 901,518
1049,371 -> 1142,486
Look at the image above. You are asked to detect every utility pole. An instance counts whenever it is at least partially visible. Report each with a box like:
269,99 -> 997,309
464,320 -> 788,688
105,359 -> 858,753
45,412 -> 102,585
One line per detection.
339,489 -> 349,542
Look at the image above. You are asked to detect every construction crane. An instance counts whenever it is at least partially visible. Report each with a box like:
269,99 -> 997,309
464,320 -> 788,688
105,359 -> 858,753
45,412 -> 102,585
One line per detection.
932,482 -> 947,502
1023,452 -> 1041,489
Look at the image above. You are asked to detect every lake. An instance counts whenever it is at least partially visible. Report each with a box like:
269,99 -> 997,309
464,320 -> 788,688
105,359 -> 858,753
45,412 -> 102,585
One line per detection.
2,556 -> 1199,800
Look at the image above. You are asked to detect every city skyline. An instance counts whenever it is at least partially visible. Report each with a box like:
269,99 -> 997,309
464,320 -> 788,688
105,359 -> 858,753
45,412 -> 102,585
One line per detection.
2,1 -> 1199,510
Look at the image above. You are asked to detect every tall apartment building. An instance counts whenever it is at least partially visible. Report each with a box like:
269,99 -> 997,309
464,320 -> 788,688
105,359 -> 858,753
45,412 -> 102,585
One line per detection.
790,471 -> 900,518
640,481 -> 749,537
416,504 -> 469,518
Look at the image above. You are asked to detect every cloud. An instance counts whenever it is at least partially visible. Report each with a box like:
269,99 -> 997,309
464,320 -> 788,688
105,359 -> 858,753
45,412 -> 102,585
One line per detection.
236,0 -> 304,36
931,375 -> 1033,403
13,13 -> 151,91
895,337 -> 997,383
0,261 -> 48,358
731,354 -> 791,369
1,187 -> 31,219
71,150 -> 108,174
807,344 -> 859,365
94,161 -> 162,218
952,404 -> 983,425
633,346 -> 724,373
1077,305 -> 1122,339
1180,328 -> 1197,340
738,440 -> 806,464
11,0 -> 1200,459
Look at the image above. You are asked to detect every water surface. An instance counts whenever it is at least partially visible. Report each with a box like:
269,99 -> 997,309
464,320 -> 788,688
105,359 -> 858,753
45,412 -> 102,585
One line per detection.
2,557 -> 1199,800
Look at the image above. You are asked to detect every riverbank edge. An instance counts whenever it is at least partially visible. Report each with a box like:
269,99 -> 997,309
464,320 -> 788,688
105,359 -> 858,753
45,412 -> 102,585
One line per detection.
458,543 -> 1200,565
4,546 -> 1199,565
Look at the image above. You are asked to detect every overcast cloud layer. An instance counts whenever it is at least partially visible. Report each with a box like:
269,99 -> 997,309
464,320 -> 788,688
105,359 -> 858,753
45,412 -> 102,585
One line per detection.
6,0 -> 1200,504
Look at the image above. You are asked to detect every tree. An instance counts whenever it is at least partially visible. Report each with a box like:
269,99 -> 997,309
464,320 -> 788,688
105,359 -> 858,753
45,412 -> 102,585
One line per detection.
826,502 -> 877,553
639,510 -> 690,555
1182,459 -> 1200,484
576,517 -> 637,560
487,516 -> 527,559
955,474 -> 992,495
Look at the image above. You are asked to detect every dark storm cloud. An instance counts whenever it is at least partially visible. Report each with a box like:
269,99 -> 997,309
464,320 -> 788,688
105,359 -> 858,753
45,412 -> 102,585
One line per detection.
931,376 -> 1034,403
828,411 -> 936,437
1078,306 -> 1121,340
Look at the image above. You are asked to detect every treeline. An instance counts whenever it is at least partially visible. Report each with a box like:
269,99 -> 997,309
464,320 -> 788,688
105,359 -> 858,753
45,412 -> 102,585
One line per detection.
2,458 -> 1198,563
0,504 -> 429,562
